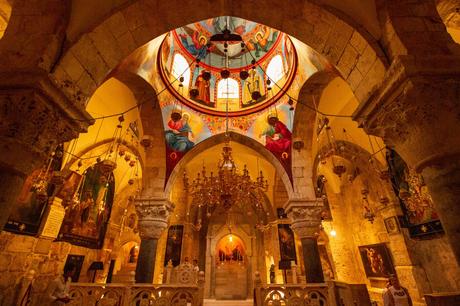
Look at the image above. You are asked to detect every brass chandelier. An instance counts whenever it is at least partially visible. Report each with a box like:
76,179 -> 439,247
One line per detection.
183,141 -> 269,217
182,23 -> 269,219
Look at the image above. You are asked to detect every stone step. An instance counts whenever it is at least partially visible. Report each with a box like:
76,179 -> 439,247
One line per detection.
203,299 -> 253,306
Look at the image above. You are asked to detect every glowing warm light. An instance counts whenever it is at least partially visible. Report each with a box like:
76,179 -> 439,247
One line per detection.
229,235 -> 233,242
330,229 -> 337,237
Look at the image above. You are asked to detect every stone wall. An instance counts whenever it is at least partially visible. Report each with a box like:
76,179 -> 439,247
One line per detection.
408,236 -> 460,292
321,157 -> 460,305
0,232 -> 102,305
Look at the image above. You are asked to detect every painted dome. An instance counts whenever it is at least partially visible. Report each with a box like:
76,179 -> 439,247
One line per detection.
159,16 -> 297,116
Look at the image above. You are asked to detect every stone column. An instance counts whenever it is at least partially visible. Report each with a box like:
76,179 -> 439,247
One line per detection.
353,55 -> 460,264
0,71 -> 93,229
285,199 -> 324,283
134,197 -> 173,283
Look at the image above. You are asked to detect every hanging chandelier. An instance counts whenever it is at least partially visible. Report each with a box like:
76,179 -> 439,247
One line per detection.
183,141 -> 269,217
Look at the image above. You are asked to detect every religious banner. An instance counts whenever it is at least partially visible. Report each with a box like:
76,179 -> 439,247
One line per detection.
358,243 -> 395,278
58,163 -> 115,249
387,150 -> 443,238
4,147 -> 63,235
164,225 -> 184,267
277,224 -> 297,265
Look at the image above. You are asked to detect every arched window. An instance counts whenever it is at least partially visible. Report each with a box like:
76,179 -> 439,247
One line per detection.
266,55 -> 284,84
171,53 -> 191,87
217,78 -> 239,99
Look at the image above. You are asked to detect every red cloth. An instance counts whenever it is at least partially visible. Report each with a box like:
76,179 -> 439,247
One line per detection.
265,121 -> 292,153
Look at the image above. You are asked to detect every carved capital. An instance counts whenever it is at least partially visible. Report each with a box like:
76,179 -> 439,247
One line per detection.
284,199 -> 323,239
353,55 -> 460,171
134,197 -> 174,239
0,70 -> 94,174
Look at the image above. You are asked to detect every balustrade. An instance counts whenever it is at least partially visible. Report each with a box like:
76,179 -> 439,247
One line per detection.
67,283 -> 204,306
254,283 -> 330,306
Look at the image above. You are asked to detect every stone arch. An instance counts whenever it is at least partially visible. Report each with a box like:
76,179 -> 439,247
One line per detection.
0,0 -> 70,71
376,0 -> 460,61
165,131 -> 294,200
51,0 -> 388,106
291,70 -> 337,199
113,71 -> 167,197
65,138 -> 144,170
207,221 -> 255,298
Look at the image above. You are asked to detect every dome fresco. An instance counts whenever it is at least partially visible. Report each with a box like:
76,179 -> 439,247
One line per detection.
159,16 -> 297,116
115,16 -> 330,184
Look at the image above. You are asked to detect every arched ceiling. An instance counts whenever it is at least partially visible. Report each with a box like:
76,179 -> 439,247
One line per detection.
66,0 -> 380,43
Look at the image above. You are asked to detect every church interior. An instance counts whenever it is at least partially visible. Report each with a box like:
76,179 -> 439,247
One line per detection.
0,1 -> 460,305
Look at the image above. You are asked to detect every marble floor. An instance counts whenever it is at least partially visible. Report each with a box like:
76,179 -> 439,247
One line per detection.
203,299 -> 253,306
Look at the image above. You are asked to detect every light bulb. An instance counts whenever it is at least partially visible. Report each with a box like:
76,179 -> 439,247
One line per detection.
330,229 -> 337,237
229,235 -> 233,242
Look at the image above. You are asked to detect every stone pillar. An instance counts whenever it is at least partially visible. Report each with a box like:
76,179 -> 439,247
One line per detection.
285,199 -> 325,283
134,197 -> 173,283
0,71 -> 93,229
353,55 -> 460,264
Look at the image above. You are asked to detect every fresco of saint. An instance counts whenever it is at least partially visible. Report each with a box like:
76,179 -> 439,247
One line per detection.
246,25 -> 279,58
243,69 -> 264,105
165,112 -> 195,152
193,71 -> 211,104
260,115 -> 292,154
178,31 -> 209,60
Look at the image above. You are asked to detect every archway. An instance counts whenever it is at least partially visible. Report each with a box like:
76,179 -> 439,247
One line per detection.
51,1 -> 388,106
165,131 -> 294,199
214,234 -> 248,299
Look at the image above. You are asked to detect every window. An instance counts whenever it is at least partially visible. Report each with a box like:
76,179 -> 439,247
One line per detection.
171,53 -> 191,86
217,78 -> 239,99
266,55 -> 284,84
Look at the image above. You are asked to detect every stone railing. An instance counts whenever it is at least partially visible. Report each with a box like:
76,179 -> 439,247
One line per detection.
254,272 -> 330,306
253,272 -> 372,306
254,283 -> 330,306
67,273 -> 205,306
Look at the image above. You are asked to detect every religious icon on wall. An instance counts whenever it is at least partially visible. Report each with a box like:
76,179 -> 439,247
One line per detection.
386,149 -> 443,238
58,163 -> 115,249
384,216 -> 400,235
4,146 -> 63,235
277,224 -> 297,264
64,255 -> 85,282
358,243 -> 395,278
164,225 -> 184,267
216,234 -> 245,263
56,171 -> 83,207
